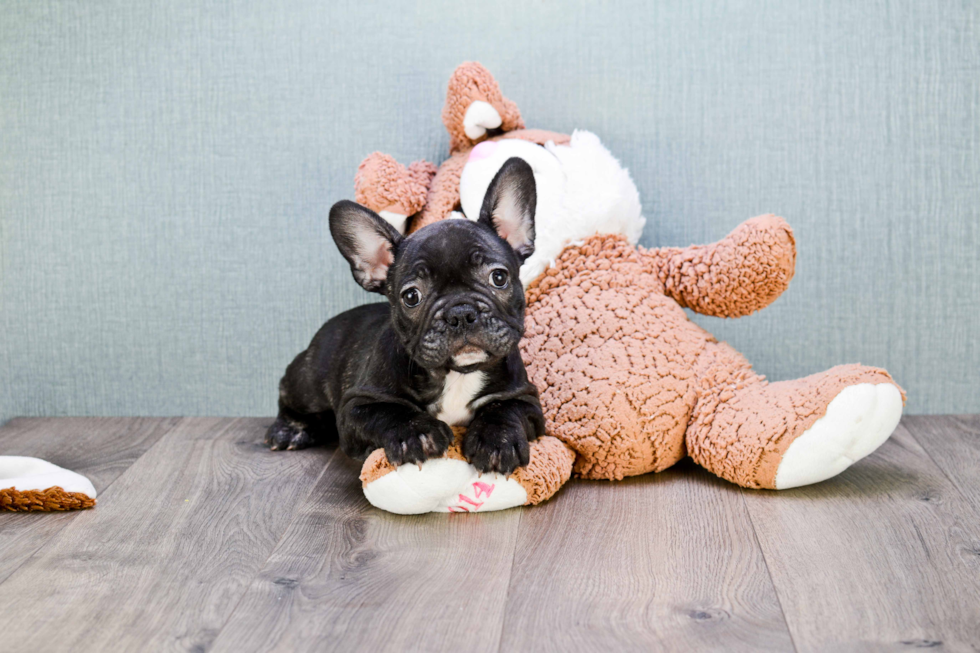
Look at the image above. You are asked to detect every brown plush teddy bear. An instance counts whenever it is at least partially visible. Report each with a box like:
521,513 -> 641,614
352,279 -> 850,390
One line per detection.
354,63 -> 905,514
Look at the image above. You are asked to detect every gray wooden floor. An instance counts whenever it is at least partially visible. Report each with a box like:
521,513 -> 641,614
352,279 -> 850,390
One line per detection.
0,416 -> 978,652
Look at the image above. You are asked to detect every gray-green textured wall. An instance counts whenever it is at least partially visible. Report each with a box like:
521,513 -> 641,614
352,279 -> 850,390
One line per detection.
1,1 -> 978,423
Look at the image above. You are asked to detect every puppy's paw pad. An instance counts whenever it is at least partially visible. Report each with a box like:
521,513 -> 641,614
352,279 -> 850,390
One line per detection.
463,421 -> 530,476
385,416 -> 452,466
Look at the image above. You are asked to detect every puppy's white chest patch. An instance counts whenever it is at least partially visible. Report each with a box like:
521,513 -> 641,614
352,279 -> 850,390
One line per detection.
429,371 -> 486,426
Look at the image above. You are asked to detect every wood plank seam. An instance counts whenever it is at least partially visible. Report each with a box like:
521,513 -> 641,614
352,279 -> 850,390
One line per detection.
207,447 -> 524,653
494,505 -> 525,653
0,417 -> 335,652
0,417 -> 182,588
739,490 -> 800,653
1,519 -> 76,588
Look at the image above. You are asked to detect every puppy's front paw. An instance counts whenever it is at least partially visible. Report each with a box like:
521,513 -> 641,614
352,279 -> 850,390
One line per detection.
265,418 -> 315,451
383,413 -> 452,466
463,408 -> 533,475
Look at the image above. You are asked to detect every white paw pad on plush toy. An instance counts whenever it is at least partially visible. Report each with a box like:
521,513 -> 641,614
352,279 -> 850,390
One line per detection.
775,383 -> 904,490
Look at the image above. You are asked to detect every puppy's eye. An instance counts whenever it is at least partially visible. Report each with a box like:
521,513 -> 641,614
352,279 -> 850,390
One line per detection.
401,288 -> 421,307
489,269 -> 509,288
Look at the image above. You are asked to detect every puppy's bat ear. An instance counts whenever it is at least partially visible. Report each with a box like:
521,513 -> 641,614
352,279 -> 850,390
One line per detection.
329,200 -> 403,293
478,157 -> 536,262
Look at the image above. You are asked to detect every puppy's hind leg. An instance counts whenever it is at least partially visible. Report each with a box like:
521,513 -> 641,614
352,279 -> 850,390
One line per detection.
265,405 -> 337,451
268,341 -> 340,450
266,365 -> 337,451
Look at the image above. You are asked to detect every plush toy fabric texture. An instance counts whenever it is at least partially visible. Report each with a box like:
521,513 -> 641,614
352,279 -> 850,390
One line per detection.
351,62 -> 905,513
354,154 -> 437,233
0,456 -> 97,511
521,231 -> 904,487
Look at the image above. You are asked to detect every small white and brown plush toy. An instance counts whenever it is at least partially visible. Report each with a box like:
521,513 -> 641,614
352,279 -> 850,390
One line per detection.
0,457 -> 97,511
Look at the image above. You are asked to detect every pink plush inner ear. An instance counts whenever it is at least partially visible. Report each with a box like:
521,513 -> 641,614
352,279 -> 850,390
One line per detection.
469,140 -> 499,162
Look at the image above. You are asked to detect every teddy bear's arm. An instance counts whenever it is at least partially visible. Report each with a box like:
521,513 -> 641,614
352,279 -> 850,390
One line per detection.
641,215 -> 797,318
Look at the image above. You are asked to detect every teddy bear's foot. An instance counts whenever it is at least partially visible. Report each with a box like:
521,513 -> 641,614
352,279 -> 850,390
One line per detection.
687,361 -> 905,489
774,382 -> 903,489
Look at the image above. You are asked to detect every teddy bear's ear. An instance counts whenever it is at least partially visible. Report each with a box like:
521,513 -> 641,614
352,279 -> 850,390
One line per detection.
442,62 -> 525,154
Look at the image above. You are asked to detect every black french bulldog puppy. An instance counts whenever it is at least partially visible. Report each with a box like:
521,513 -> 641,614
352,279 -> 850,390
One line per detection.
265,157 -> 545,474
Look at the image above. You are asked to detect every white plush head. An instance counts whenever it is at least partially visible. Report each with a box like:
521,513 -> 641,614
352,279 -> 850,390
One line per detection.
458,130 -> 645,285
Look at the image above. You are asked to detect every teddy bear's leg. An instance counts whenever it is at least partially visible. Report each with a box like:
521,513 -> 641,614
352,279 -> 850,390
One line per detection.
686,343 -> 904,489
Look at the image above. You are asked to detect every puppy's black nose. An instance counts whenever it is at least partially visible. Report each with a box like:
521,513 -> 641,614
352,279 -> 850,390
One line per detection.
446,303 -> 478,330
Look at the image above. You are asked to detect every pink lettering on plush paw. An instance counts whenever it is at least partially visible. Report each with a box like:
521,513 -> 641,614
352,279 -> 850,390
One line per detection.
448,482 -> 496,512
469,140 -> 499,162
473,482 -> 495,499
458,495 -> 484,509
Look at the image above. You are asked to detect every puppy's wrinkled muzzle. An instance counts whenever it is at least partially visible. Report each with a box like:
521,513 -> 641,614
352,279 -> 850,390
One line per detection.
415,310 -> 522,370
